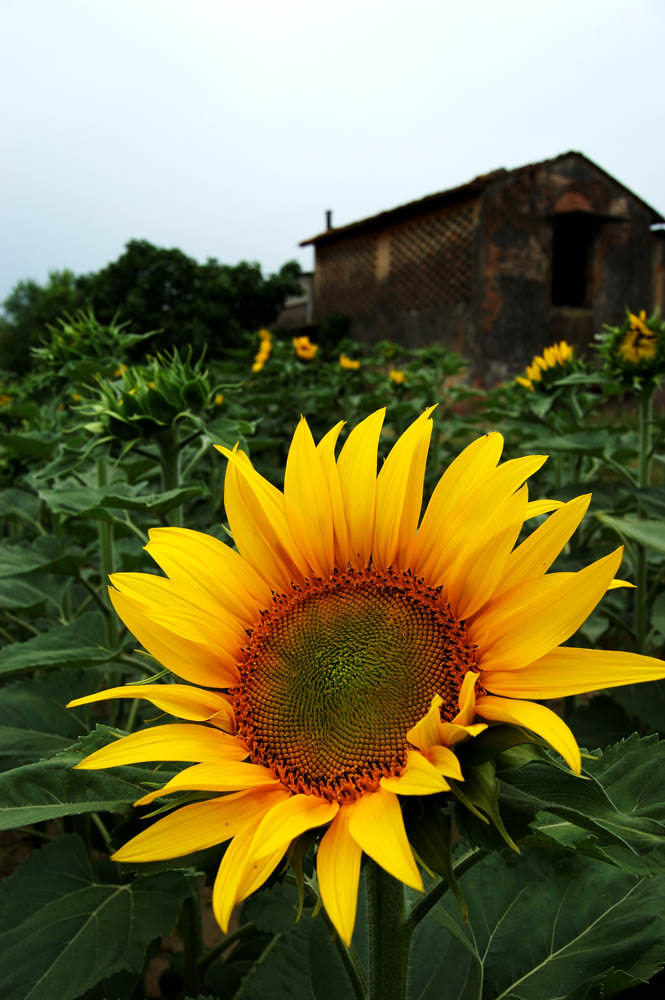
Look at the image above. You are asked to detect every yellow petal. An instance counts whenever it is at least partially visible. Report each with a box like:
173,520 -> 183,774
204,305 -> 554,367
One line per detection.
133,760 -> 281,805
407,695 -> 444,752
112,787 -> 288,862
452,671 -> 480,726
427,744 -> 463,780
373,408 -> 435,571
495,494 -> 591,597
472,548 -> 623,672
347,787 -> 423,890
145,526 -> 272,622
484,646 -> 665,699
475,695 -> 581,774
316,805 -> 362,945
66,684 -> 234,728
420,454 -> 546,586
336,409 -> 385,568
212,818 -> 287,932
316,420 -> 350,566
413,431 -> 504,575
75,723 -> 247,770
109,571 -> 246,645
380,750 -> 450,795
447,485 -> 528,619
109,588 -> 238,688
221,448 -> 307,590
251,793 -> 339,860
284,417 -> 335,577
524,499 -> 564,520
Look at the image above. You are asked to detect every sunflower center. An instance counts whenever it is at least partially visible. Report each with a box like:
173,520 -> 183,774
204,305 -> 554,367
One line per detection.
233,566 -> 476,802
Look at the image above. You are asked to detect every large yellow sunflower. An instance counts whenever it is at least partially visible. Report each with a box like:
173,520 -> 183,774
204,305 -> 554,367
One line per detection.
69,409 -> 665,945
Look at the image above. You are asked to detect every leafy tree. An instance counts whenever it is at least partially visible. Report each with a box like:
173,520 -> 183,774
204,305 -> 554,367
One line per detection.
81,240 -> 301,357
0,270 -> 86,373
0,242 -> 302,373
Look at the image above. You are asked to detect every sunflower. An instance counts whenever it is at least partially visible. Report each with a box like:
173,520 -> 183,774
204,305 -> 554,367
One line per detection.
69,409 -> 665,945
293,335 -> 318,360
516,340 -> 574,390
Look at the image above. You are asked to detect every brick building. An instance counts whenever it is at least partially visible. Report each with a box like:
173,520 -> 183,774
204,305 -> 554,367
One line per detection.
300,152 -> 665,381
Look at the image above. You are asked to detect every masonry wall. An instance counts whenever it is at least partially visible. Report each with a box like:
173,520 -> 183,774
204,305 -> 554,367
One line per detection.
476,156 -> 657,381
313,197 -> 481,356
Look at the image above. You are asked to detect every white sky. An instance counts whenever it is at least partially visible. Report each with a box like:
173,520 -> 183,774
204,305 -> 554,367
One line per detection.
1,0 -> 663,302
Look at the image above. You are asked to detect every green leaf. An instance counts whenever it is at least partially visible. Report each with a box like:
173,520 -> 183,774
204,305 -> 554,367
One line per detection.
411,850 -> 665,999
0,725 -> 171,830
0,430 -> 57,460
596,512 -> 665,554
502,735 -> 665,875
0,536 -> 80,578
0,612 -> 126,677
37,482 -> 207,521
0,834 -> 190,1000
0,577 -> 53,611
0,671 -> 92,764
0,488 -> 42,526
236,909 -> 353,1000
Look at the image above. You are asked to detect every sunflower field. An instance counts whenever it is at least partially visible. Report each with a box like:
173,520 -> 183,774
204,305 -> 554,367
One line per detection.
2,309 -> 665,1000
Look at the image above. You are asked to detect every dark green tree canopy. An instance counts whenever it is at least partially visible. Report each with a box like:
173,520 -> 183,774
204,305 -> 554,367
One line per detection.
0,241 -> 302,372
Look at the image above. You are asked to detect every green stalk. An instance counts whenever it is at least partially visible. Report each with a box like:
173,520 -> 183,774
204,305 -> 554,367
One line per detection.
635,386 -> 654,652
157,426 -> 183,526
366,863 -> 409,1000
96,457 -> 118,648
182,880 -> 205,997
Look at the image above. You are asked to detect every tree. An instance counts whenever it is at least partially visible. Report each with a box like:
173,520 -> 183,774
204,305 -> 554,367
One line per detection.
0,242 -> 302,373
0,270 -> 86,372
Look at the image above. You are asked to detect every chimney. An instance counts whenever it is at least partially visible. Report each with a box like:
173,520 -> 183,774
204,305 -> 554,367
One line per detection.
325,209 -> 333,230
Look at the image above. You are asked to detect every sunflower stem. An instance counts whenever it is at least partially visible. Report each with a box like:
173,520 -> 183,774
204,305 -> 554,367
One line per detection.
182,879 -> 205,997
404,847 -> 489,932
635,386 -> 654,652
96,457 -> 118,648
157,426 -> 183,526
366,863 -> 410,1000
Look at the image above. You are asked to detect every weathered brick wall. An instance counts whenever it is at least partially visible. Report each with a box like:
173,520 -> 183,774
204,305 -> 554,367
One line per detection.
314,198 -> 480,349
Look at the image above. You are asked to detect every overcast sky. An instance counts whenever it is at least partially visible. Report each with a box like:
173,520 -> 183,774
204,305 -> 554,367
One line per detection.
1,0 -> 663,303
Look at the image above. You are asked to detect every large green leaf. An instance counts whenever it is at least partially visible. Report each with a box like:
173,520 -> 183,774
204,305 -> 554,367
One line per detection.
0,834 -> 190,1000
596,512 -> 665,554
37,482 -> 206,521
0,536 -> 80,578
0,577 -> 54,611
500,735 -> 665,875
0,612 -> 126,677
0,725 -> 168,830
0,671 -> 92,764
410,849 -> 665,999
236,906 -> 354,1000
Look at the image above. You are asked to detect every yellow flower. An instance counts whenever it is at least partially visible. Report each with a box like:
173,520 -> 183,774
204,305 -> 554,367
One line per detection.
339,354 -> 361,370
517,341 -> 573,389
293,335 -> 318,360
618,314 -> 659,364
0,393 -> 12,406
148,381 -> 156,389
389,369 -> 406,384
72,391 -> 82,402
69,410 -> 665,945
215,393 -> 224,406
251,331 -> 272,372
115,364 -> 128,377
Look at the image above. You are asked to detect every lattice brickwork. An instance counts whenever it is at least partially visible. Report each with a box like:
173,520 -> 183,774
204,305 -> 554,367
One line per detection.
315,236 -> 377,316
388,202 -> 476,309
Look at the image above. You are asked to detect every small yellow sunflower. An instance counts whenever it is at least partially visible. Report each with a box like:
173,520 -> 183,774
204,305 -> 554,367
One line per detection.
339,354 -> 361,371
69,410 -> 665,944
389,369 -> 406,384
618,313 -> 659,365
293,335 -> 318,360
517,340 -> 574,390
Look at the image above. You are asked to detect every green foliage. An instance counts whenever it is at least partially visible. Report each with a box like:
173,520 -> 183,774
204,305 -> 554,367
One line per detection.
0,241 -> 302,374
0,269 -> 86,373
2,304 -> 665,997
0,835 -> 191,1000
